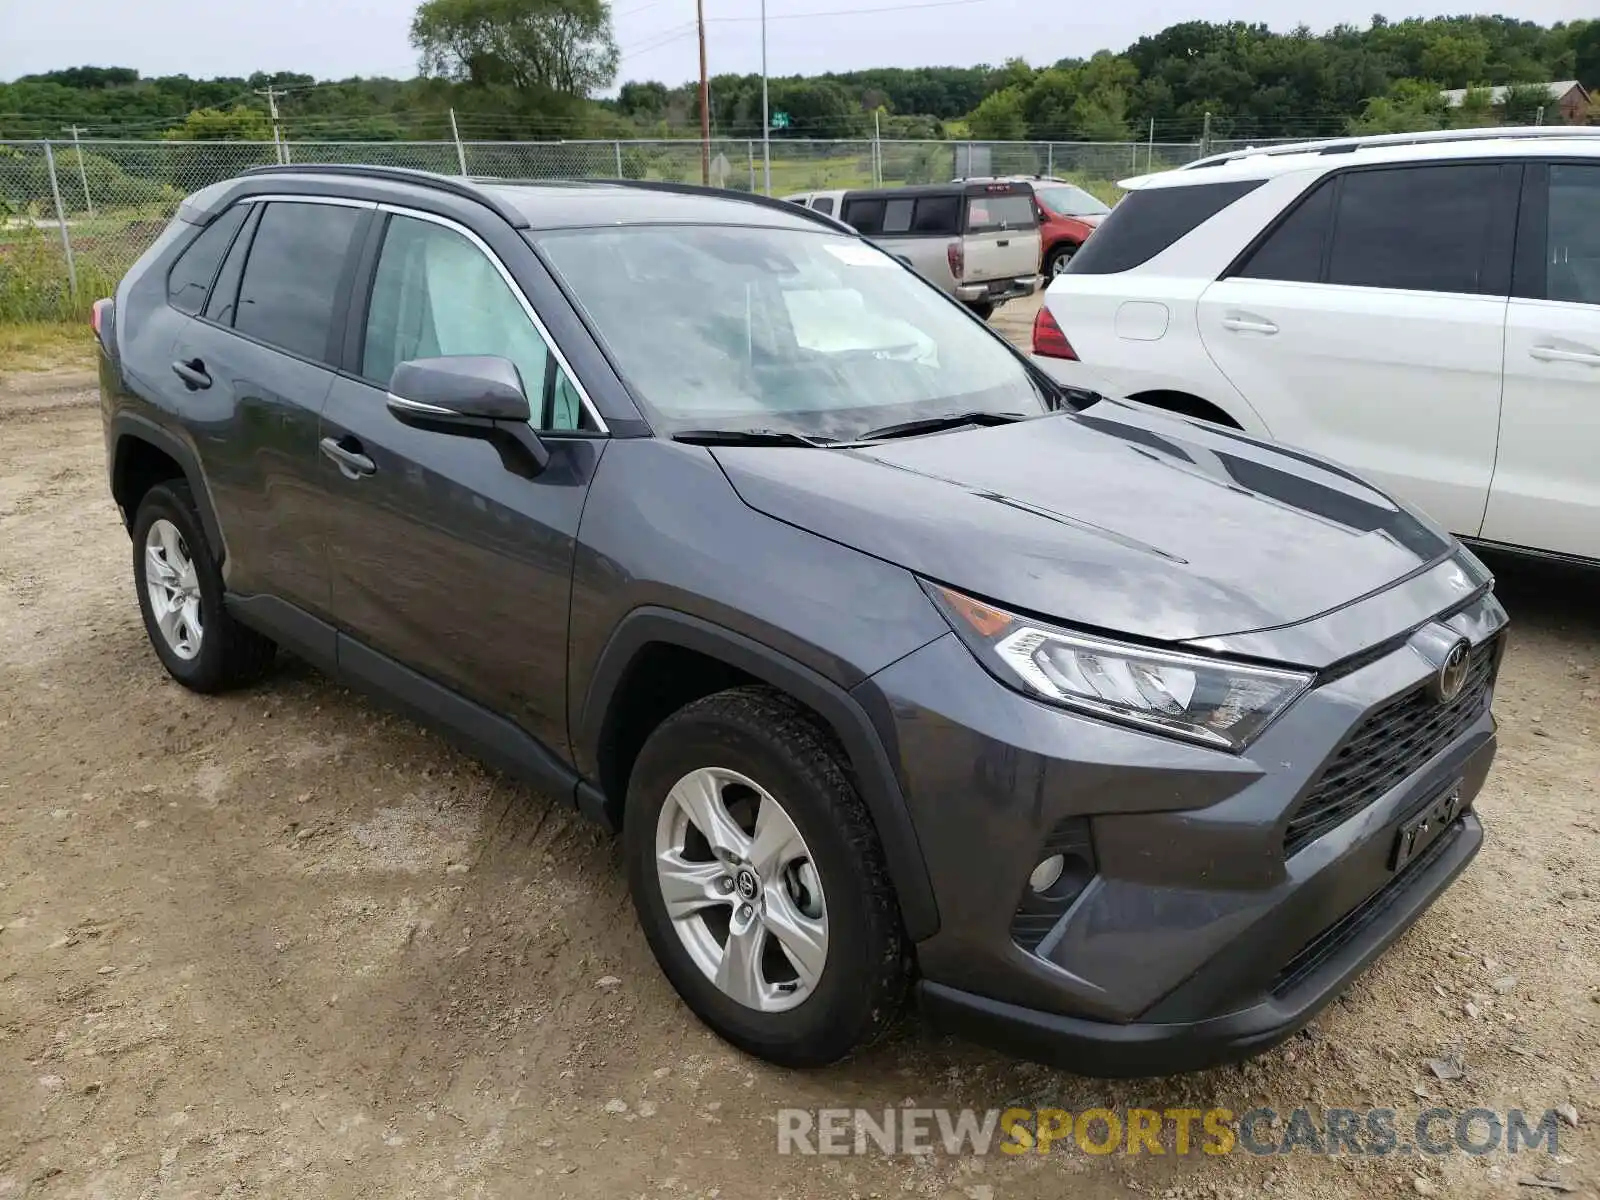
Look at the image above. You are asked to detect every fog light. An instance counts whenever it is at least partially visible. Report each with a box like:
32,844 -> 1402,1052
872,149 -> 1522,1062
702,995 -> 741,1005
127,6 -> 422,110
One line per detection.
1028,854 -> 1065,894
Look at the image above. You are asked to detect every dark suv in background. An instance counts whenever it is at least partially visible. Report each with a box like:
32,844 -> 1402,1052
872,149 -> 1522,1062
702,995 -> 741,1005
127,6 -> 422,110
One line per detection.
97,165 -> 1504,1073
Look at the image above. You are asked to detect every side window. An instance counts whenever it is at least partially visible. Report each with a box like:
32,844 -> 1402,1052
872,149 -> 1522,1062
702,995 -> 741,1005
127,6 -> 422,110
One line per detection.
1326,165 -> 1499,294
810,197 -> 834,216
204,203 -> 260,325
234,201 -> 364,362
1547,164 -> 1600,306
882,198 -> 915,234
362,213 -> 581,432
166,204 -> 249,315
842,198 -> 885,235
911,194 -> 959,234
1069,180 -> 1263,275
1235,179 -> 1335,283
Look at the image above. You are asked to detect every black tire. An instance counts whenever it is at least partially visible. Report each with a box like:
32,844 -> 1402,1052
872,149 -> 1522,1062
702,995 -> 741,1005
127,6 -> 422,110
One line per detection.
624,686 -> 911,1067
965,300 -> 996,321
131,480 -> 276,693
1044,243 -> 1077,277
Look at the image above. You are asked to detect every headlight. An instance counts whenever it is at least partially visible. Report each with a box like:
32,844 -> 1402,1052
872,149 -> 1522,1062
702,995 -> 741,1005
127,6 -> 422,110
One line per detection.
925,583 -> 1311,751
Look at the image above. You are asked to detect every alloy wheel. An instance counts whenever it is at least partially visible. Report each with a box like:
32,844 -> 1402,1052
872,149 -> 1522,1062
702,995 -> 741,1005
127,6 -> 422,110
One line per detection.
144,518 -> 203,660
653,766 -> 828,1012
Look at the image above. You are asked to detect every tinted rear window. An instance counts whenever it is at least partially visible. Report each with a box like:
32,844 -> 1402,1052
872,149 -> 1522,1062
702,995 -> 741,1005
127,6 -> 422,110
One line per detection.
843,193 -> 962,237
842,197 -> 886,235
233,201 -> 364,363
1068,180 -> 1263,275
810,196 -> 834,216
166,204 -> 249,315
1234,180 -> 1334,283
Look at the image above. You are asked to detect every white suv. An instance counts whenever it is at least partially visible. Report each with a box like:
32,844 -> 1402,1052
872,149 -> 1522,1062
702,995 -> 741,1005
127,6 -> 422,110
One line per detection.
1035,127 -> 1600,563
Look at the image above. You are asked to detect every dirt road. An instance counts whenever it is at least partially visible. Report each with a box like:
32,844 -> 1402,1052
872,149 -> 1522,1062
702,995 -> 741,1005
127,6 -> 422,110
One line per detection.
1,369 -> 1596,1198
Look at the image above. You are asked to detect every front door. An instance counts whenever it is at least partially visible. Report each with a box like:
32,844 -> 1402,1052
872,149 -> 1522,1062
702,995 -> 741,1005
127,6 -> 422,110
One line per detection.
1483,161 -> 1600,559
318,209 -> 605,758
1198,162 -> 1516,537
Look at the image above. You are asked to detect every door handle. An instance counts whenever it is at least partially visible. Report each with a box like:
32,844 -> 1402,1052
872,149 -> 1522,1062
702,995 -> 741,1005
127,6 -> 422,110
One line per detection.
1530,344 -> 1600,366
171,358 -> 211,390
319,436 -> 376,479
1221,316 -> 1279,335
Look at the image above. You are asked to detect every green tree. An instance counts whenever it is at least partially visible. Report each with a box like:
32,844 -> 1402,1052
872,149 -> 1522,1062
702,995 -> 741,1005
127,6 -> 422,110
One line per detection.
1499,82 -> 1556,124
162,106 -> 275,141
967,87 -> 1027,140
411,0 -> 618,96
1419,33 -> 1490,87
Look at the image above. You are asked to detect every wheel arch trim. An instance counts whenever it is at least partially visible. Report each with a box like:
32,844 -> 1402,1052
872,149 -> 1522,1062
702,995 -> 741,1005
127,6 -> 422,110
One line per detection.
578,607 -> 939,942
108,413 -> 228,564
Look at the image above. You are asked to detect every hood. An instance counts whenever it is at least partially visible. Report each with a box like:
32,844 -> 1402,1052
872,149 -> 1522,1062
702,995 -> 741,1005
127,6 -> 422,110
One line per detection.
711,403 -> 1453,646
1075,213 -> 1105,228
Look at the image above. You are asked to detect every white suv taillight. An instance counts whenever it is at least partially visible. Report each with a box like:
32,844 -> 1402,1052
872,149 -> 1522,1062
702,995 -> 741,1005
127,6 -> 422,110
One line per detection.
1032,306 -> 1077,360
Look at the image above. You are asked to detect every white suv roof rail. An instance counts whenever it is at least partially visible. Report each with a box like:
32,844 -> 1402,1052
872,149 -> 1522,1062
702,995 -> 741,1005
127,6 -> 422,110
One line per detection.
1183,124 -> 1600,170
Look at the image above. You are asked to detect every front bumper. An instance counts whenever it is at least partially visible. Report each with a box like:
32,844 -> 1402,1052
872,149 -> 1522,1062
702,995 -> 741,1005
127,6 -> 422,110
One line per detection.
956,275 -> 1043,304
859,587 -> 1505,1075
917,813 -> 1480,1076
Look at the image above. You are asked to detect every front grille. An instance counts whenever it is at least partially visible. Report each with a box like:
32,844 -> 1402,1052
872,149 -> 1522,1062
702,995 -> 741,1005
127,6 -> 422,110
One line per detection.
1283,636 -> 1500,856
1271,822 -> 1459,996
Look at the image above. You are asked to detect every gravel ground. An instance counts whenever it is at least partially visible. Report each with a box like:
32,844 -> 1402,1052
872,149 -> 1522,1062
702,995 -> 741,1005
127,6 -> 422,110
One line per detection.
1,327 -> 1596,1199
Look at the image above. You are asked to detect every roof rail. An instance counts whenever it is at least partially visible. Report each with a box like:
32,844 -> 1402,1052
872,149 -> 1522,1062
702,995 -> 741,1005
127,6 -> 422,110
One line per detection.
1183,124 -> 1600,170
236,163 -> 530,227
579,177 -> 858,234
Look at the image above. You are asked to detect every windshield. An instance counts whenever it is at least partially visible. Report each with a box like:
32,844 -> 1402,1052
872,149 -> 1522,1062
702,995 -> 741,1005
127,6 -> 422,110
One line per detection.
1036,185 -> 1111,217
532,225 -> 1050,441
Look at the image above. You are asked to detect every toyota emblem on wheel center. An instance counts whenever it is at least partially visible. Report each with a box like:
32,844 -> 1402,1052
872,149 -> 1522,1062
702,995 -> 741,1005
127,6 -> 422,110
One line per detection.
1432,639 -> 1472,703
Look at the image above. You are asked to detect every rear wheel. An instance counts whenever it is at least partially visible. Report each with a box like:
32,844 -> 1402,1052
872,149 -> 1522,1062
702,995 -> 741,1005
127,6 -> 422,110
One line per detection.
1045,243 -> 1078,277
624,686 -> 910,1067
132,481 -> 276,692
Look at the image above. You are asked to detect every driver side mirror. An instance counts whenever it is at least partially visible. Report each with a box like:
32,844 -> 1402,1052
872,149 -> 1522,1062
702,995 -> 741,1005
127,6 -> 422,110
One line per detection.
386,355 -> 549,474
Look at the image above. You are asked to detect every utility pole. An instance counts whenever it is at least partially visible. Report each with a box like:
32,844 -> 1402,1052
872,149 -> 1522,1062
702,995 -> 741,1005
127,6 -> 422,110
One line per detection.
63,124 -> 94,217
697,0 -> 711,186
760,0 -> 770,195
873,109 -> 882,185
449,108 -> 468,176
255,83 -> 286,165
1201,110 -> 1212,158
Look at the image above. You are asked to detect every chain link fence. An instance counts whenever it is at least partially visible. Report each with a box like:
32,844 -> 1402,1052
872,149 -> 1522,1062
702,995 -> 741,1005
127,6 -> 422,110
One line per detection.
1,134 -> 1265,323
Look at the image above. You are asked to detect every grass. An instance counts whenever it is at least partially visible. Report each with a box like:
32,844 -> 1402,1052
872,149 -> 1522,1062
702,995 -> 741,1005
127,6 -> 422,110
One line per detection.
0,320 -> 95,378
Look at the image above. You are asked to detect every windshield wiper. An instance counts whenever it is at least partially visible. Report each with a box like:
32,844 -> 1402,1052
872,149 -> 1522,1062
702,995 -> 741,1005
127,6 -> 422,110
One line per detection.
672,428 -> 841,448
856,411 -> 1029,442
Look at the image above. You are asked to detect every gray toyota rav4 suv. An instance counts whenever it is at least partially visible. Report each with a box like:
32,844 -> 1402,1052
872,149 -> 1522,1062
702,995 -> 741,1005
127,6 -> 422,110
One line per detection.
97,165 -> 1505,1075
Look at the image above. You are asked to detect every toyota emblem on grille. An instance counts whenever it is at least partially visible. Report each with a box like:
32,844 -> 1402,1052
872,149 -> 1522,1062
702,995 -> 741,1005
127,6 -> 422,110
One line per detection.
1432,639 -> 1471,703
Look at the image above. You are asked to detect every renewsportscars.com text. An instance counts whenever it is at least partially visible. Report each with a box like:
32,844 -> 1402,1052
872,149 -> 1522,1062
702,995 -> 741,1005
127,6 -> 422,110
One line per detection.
776,1106 -> 1564,1158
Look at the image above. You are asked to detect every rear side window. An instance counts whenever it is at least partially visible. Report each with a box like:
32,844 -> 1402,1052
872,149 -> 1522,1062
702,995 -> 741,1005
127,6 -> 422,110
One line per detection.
166,204 -> 249,314
1234,180 -> 1335,283
912,194 -> 959,233
233,201 -> 364,363
1326,165 -> 1498,294
966,194 -> 1035,234
1069,180 -> 1263,275
810,196 -> 834,216
842,198 -> 885,235
883,198 -> 915,234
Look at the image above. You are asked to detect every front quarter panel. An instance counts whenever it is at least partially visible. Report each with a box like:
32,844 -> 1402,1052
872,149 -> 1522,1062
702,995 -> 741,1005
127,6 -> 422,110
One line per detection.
566,439 -> 950,772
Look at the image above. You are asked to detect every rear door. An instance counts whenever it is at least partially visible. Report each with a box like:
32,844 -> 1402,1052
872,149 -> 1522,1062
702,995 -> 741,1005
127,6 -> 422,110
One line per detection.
1483,161 -> 1600,558
170,196 -> 370,614
1196,162 -> 1516,536
962,183 -> 1039,282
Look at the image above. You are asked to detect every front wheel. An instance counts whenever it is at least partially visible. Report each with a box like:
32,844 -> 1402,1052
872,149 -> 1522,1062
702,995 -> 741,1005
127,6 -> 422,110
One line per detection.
624,687 -> 911,1067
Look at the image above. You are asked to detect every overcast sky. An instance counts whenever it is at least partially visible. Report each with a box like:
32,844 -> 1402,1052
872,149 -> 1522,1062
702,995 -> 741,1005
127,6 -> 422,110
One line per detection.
1,0 -> 1592,88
